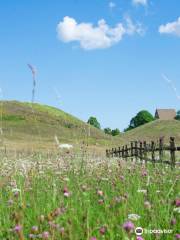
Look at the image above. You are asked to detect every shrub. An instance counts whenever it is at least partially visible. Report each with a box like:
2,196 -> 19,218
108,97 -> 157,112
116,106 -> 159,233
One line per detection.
111,128 -> 120,136
175,110 -> 180,120
104,128 -> 112,135
87,117 -> 101,129
125,110 -> 154,131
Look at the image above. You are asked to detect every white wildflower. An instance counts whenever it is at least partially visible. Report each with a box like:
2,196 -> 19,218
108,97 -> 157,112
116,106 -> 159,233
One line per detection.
12,188 -> 21,193
59,144 -> 73,149
137,189 -> 147,193
128,213 -> 141,221
173,207 -> 180,214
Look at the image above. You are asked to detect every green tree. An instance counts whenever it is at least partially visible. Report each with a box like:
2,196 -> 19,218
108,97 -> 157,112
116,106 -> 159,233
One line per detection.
111,128 -> 120,136
175,110 -> 180,120
126,110 -> 154,131
87,116 -> 101,129
104,128 -> 112,135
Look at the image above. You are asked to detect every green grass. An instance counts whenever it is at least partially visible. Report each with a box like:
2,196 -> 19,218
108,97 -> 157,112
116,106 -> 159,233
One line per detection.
2,115 -> 25,121
119,120 -> 180,145
0,101 -> 118,150
1,100 -> 180,151
0,151 -> 179,240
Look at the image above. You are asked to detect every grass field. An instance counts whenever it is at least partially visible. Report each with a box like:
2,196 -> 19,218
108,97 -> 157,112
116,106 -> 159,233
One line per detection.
0,100 -> 180,240
0,149 -> 179,240
0,101 -> 119,151
119,119 -> 180,146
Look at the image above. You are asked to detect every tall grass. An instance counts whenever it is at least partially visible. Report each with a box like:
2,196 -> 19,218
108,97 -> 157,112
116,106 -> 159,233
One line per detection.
0,150 -> 179,240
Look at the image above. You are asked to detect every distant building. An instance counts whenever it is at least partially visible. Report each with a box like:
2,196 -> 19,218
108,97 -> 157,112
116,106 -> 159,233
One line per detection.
155,109 -> 176,120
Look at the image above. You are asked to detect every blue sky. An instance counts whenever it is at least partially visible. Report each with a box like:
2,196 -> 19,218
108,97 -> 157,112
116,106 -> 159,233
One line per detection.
0,0 -> 180,130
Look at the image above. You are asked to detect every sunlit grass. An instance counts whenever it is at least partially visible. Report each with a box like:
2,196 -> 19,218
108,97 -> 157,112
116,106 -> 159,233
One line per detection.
0,151 -> 179,240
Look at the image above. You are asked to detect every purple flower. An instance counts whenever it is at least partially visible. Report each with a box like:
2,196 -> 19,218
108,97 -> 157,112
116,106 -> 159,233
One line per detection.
14,225 -> 22,233
123,221 -> 135,233
136,237 -> 144,240
97,190 -> 103,196
64,192 -> 70,197
99,226 -> 106,235
175,199 -> 180,207
171,218 -> 176,225
14,191 -> 20,197
120,175 -> 125,181
175,234 -> 180,239
90,238 -> 97,240
42,231 -> 49,239
31,226 -> 38,233
141,170 -> 148,177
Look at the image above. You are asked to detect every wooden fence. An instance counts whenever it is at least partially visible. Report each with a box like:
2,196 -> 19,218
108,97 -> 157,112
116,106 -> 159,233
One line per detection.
106,137 -> 180,168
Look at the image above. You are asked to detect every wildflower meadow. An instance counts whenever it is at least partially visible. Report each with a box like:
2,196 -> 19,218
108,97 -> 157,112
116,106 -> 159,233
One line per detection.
0,149 -> 179,240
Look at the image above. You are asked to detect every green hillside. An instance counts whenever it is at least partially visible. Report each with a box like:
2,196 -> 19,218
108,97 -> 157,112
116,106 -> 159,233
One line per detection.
0,101 -> 117,150
118,119 -> 180,145
1,101 -> 180,151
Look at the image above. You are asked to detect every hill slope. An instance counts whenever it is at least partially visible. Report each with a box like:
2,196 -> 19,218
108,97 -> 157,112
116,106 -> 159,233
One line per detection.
0,101 -> 116,150
118,119 -> 180,145
1,101 -> 180,151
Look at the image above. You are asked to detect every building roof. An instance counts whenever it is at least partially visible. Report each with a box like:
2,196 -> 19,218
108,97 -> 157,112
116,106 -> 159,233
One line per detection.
155,109 -> 176,120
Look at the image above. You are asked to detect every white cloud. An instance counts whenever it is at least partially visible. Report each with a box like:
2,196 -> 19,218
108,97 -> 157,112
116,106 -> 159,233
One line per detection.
159,17 -> 180,37
125,16 -> 145,36
109,1 -> 116,9
57,16 -> 143,50
132,0 -> 147,6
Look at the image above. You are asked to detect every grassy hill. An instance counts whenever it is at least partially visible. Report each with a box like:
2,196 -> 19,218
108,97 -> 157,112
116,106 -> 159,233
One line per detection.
118,119 -> 180,145
0,101 -> 117,151
1,101 -> 180,151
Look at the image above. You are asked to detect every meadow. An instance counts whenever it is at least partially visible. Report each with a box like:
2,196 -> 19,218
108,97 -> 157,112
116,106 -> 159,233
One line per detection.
0,148 -> 179,240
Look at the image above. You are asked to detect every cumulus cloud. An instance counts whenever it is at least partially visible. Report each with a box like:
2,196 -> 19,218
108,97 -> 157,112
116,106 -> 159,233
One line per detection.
132,0 -> 147,6
159,17 -> 180,37
57,16 -> 143,50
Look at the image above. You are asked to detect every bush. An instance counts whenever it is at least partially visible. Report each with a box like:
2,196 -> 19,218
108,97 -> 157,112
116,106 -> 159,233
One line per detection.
104,128 -> 112,135
87,117 -> 101,129
111,128 -> 120,136
175,110 -> 180,120
125,110 -> 154,131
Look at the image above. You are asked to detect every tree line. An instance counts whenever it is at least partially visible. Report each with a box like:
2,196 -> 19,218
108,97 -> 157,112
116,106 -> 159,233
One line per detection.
87,110 -> 180,136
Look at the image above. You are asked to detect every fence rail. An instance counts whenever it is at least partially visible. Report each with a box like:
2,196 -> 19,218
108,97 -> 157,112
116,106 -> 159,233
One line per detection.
106,137 -> 180,168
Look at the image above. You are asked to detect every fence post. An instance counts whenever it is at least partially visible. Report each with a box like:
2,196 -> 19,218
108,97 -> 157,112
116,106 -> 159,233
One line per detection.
114,148 -> 117,157
116,148 -> 119,157
170,137 -> 176,169
131,142 -> 134,162
135,141 -> 138,162
139,141 -> 143,163
151,141 -> 155,166
111,148 -> 114,158
125,145 -> 128,160
106,149 -> 109,158
118,147 -> 121,158
143,141 -> 147,164
122,146 -> 125,159
120,149 -> 122,158
159,137 -> 164,163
